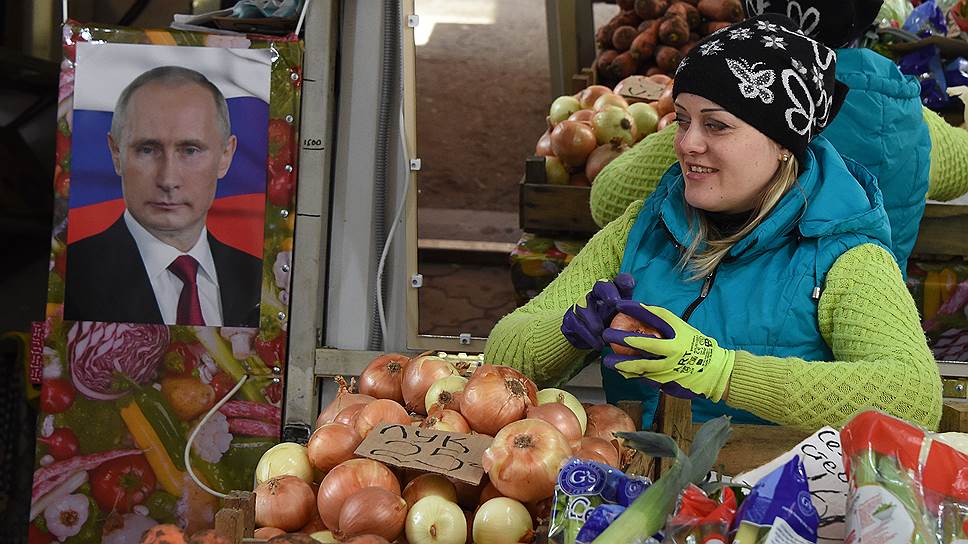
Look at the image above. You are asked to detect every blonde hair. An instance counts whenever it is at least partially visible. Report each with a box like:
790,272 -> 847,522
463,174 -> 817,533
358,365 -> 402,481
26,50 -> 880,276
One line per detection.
678,156 -> 802,281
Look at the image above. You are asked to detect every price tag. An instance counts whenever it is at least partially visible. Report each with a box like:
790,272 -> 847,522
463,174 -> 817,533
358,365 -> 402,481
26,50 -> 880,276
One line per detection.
615,76 -> 666,102
355,424 -> 493,484
29,321 -> 46,385
733,427 -> 847,544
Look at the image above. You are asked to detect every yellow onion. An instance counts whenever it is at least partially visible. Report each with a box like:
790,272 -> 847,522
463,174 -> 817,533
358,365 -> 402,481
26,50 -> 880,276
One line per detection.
402,353 -> 459,415
316,376 -> 375,427
255,442 -> 313,485
354,398 -> 412,438
307,423 -> 362,472
420,408 -> 471,434
481,418 -> 573,503
425,375 -> 468,414
472,498 -> 534,544
403,473 -> 458,507
316,459 -> 400,531
254,476 -> 316,532
585,403 -> 636,456
310,531 -> 339,543
575,436 -> 621,467
536,388 -> 586,434
338,487 -> 408,541
358,353 -> 410,402
405,496 -> 467,544
460,365 -> 537,436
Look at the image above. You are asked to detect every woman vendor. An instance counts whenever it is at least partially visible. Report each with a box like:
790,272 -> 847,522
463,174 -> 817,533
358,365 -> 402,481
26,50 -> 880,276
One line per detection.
483,13 -> 943,431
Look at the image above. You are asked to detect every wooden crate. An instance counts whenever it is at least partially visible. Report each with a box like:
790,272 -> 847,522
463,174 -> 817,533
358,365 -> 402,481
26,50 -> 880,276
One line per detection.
518,156 -> 599,237
912,203 -> 968,258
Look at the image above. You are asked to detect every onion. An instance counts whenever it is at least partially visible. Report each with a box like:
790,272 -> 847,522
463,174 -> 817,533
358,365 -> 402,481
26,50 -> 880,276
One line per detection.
550,120 -> 597,168
526,403 -> 583,450
472,498 -> 534,544
343,536 -> 392,544
306,423 -> 362,472
358,353 -> 410,402
575,436 -> 621,467
402,353 -> 458,415
609,313 -> 663,356
403,473 -> 458,507
593,93 -> 630,112
545,156 -> 570,185
461,365 -> 537,436
536,389 -> 587,434
535,128 -> 553,157
585,404 -> 637,456
309,531 -> 339,543
255,442 -> 314,485
338,487 -> 408,541
585,141 -> 629,183
254,476 -> 316,532
478,481 -> 504,505
420,408 -> 471,434
481,419 -> 573,503
334,402 -> 367,427
578,85 -> 613,109
405,495 -> 467,544
425,375 -> 468,414
254,527 -> 286,539
316,377 -> 375,427
354,399 -> 412,438
317,458 -> 400,531
567,109 -> 595,125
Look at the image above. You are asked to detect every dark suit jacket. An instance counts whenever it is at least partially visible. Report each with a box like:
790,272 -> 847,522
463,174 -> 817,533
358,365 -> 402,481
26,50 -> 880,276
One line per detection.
64,217 -> 263,327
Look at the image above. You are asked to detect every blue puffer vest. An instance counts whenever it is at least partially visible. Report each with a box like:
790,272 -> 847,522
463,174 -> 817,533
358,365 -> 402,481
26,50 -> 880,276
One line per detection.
823,48 -> 930,278
602,136 -> 894,427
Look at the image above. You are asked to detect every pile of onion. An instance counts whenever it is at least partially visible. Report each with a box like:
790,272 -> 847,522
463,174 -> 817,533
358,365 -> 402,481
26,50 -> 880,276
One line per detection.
420,408 -> 471,434
357,353 -> 410,403
481,418 -> 573,503
316,376 -> 375,427
461,365 -> 538,436
307,422 -> 362,472
354,398 -> 412,437
337,487 -> 408,541
424,375 -> 467,414
585,403 -> 637,458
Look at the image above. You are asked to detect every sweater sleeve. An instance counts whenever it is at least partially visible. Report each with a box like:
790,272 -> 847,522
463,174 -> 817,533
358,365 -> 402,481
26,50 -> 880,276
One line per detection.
589,124 -> 678,228
483,201 -> 644,388
726,243 -> 943,431
923,106 -> 968,201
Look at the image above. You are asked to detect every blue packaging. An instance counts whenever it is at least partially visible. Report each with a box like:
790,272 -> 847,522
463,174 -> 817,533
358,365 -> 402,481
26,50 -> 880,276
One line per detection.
731,456 -> 819,544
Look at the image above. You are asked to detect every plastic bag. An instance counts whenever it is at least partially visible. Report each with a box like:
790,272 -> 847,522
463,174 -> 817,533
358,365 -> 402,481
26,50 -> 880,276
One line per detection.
903,0 -> 949,37
663,485 -> 737,544
879,0 -> 915,27
732,456 -> 819,544
840,411 -> 968,544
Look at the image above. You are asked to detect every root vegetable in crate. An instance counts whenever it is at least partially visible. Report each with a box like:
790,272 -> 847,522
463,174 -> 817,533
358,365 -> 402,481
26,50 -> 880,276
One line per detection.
545,156 -> 570,185
550,121 -> 597,168
612,25 -> 639,51
578,85 -> 614,110
586,141 -> 631,183
592,109 -> 637,146
667,2 -> 701,28
698,0 -> 744,22
549,95 -> 581,125
635,0 -> 670,19
659,15 -> 691,46
628,102 -> 661,137
603,51 -> 639,81
631,25 -> 659,60
656,44 -> 684,73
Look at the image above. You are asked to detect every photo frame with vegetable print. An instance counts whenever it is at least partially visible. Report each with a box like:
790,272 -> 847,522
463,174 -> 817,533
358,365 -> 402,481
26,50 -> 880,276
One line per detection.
32,21 -> 303,541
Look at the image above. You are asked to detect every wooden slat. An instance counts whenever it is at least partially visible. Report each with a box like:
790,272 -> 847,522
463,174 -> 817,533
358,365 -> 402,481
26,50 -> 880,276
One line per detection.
912,203 -> 968,257
941,400 -> 968,433
519,181 -> 599,236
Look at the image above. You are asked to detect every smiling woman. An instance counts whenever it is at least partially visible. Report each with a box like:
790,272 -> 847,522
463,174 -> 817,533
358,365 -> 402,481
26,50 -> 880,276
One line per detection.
484,13 -> 943,434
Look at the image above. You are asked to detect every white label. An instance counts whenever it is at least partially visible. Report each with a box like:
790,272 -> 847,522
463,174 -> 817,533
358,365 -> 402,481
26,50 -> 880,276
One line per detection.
845,485 -> 914,544
764,517 -> 815,544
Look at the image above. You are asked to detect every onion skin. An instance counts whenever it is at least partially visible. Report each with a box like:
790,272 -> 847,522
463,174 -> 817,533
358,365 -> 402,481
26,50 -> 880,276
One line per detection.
550,121 -> 598,168
481,419 -> 573,503
354,398 -> 412,438
316,459 -> 401,531
526,403 -> 583,450
420,408 -> 471,434
575,436 -> 621,467
585,141 -> 629,183
424,375 -> 468,414
460,365 -> 538,436
358,353 -> 410,403
254,476 -> 316,532
307,423 -> 362,472
334,403 -> 367,427
608,313 -> 663,356
585,404 -> 637,457
316,377 -> 374,428
567,109 -> 595,125
536,389 -> 587,434
402,473 -> 458,507
337,487 -> 408,542
405,496 -> 467,544
535,129 -> 553,157
254,527 -> 286,539
472,498 -> 534,544
342,536 -> 392,544
578,85 -> 613,110
402,353 -> 458,415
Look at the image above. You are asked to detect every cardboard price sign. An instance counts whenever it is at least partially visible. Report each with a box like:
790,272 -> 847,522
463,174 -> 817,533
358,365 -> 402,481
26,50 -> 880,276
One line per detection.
615,75 -> 667,102
355,424 -> 493,484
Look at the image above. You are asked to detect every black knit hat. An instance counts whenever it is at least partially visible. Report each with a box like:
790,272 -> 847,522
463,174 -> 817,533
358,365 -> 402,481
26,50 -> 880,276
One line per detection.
672,14 -> 847,160
744,0 -> 884,47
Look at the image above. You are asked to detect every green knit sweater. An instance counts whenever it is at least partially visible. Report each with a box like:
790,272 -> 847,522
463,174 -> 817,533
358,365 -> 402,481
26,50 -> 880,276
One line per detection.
589,107 -> 968,227
484,201 -> 943,431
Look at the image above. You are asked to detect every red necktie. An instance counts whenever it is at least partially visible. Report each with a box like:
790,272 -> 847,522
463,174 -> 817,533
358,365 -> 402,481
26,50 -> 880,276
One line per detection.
168,255 -> 206,326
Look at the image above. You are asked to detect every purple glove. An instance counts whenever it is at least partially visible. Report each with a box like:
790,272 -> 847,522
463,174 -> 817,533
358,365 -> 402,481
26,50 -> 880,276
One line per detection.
561,273 -> 635,351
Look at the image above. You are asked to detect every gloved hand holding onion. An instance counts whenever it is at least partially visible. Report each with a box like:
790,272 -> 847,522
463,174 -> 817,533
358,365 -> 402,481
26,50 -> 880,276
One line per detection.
250,352 -> 641,542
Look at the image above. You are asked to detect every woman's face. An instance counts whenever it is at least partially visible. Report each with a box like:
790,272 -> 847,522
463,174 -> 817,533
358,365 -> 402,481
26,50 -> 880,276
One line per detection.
673,93 -> 785,213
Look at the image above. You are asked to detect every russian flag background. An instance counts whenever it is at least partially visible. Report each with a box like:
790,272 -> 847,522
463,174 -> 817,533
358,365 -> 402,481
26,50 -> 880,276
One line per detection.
68,43 -> 272,258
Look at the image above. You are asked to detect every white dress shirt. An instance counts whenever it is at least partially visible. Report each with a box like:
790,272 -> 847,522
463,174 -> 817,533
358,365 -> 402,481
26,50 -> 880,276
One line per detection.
124,210 -> 224,326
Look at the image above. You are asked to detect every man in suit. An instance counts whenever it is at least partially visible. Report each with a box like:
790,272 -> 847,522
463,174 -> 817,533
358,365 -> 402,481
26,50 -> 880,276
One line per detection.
65,66 -> 262,327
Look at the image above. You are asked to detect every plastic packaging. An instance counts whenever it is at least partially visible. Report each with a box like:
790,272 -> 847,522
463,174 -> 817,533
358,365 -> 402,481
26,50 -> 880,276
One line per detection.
732,456 -> 819,544
663,484 -> 737,544
840,411 -> 968,544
